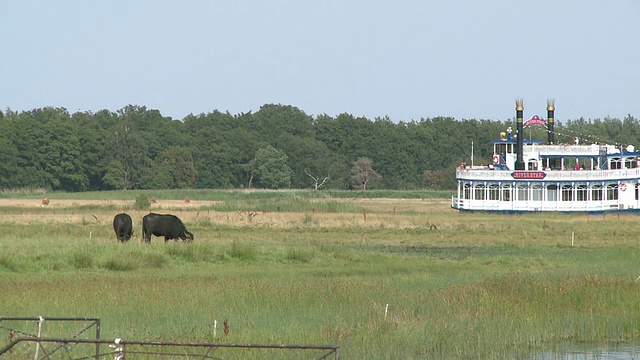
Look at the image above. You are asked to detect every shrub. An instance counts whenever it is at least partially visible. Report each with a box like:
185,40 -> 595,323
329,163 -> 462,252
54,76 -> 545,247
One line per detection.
134,195 -> 151,210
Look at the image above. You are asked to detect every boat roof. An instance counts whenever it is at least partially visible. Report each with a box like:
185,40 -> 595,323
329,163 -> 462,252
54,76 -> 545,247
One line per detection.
492,139 -> 544,145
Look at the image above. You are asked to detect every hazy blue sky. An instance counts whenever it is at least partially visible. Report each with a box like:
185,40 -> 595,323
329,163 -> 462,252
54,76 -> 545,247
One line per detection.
1,1 -> 638,123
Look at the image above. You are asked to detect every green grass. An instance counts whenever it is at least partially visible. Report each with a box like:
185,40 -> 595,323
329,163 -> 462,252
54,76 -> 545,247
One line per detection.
2,191 -> 640,358
0,188 -> 451,201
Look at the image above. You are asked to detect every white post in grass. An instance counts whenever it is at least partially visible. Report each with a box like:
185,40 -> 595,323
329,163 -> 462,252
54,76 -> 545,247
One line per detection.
34,316 -> 44,360
571,232 -> 574,246
384,304 -> 389,320
110,338 -> 123,360
214,320 -> 217,337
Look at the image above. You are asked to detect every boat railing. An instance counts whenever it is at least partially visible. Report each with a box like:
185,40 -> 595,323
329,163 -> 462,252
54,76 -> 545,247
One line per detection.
451,196 -> 626,212
457,168 -> 640,182
531,144 -> 602,156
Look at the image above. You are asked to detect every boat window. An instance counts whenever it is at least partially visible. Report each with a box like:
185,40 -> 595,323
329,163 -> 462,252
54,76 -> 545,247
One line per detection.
531,185 -> 543,201
561,184 -> 573,201
527,160 -> 538,170
516,184 -> 528,201
546,184 -> 558,201
606,184 -> 618,200
610,158 -> 622,170
624,157 -> 636,169
474,184 -> 485,200
501,185 -> 511,202
591,185 -> 603,201
576,184 -> 588,201
488,184 -> 500,200
463,183 -> 471,200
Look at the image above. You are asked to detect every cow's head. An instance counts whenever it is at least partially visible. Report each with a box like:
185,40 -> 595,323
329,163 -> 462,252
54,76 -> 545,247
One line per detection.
125,230 -> 134,241
184,231 -> 194,242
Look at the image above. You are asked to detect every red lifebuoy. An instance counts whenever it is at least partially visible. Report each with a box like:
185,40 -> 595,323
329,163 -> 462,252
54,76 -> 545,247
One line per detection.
620,183 -> 627,192
492,155 -> 499,164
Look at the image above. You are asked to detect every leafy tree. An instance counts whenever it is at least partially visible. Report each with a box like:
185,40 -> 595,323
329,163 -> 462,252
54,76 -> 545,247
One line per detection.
105,121 -> 148,190
242,158 -> 258,189
185,111 -> 258,188
119,105 -> 179,160
0,132 -> 20,188
73,110 -> 117,190
252,104 -> 315,140
41,113 -> 88,191
102,160 -> 126,190
252,145 -> 292,189
350,157 -> 381,190
6,108 -> 65,189
271,133 -> 338,189
145,146 -> 198,189
6,102 -> 640,192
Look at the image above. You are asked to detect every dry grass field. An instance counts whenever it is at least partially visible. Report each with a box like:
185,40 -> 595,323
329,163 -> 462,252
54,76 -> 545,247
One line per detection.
0,197 -> 454,229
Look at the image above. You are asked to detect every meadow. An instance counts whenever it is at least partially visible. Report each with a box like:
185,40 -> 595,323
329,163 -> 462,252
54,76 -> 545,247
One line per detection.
2,189 -> 640,359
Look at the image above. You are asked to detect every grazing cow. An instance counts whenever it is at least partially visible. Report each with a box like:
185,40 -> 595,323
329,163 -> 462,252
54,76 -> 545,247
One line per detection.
142,213 -> 194,243
113,213 -> 134,242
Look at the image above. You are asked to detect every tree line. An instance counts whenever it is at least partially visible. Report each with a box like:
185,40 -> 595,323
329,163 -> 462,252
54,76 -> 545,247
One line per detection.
0,104 -> 637,192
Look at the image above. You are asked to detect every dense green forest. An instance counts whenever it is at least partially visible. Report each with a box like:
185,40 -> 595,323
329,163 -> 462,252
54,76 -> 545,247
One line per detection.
0,104 -> 637,191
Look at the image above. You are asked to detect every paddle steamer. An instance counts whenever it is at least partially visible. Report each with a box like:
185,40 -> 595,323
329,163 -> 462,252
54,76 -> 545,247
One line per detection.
452,100 -> 640,212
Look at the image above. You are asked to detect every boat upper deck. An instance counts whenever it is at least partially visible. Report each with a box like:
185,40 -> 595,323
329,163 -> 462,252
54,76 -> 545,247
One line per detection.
493,142 -> 626,158
456,167 -> 640,182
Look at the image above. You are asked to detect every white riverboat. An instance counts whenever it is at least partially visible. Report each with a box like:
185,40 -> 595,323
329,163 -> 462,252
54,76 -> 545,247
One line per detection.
451,100 -> 640,213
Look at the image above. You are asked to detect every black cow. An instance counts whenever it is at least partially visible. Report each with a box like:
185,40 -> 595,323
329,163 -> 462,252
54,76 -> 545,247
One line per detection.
113,213 -> 134,242
142,213 -> 194,243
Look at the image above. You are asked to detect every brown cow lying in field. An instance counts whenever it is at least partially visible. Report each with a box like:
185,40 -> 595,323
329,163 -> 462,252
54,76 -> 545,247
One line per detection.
41,198 -> 50,206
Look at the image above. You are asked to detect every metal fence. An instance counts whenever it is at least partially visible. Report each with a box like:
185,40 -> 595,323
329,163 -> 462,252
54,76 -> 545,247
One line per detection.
0,316 -> 101,359
0,316 -> 339,359
1,337 -> 340,359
